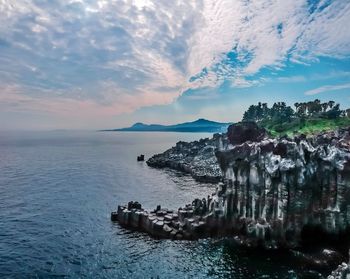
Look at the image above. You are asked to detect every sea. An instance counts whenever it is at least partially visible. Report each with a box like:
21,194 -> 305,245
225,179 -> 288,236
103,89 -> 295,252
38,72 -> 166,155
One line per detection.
0,131 -> 328,278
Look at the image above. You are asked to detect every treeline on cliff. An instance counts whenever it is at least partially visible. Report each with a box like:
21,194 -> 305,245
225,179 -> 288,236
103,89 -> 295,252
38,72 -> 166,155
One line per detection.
242,99 -> 350,135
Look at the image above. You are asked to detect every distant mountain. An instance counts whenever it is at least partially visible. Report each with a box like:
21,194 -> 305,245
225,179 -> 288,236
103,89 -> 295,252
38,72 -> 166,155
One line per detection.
103,118 -> 232,133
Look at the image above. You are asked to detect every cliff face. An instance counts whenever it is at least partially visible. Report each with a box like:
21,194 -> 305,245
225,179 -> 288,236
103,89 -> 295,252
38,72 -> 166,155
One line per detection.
215,123 -> 350,245
114,123 -> 350,248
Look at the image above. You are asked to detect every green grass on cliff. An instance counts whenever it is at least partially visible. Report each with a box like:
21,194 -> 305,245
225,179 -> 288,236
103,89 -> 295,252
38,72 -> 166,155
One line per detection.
263,117 -> 350,137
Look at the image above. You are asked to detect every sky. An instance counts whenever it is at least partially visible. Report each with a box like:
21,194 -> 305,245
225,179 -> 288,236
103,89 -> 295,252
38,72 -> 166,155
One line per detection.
0,0 -> 350,130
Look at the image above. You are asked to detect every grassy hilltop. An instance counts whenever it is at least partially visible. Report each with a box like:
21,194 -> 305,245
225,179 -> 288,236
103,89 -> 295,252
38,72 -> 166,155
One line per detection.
242,100 -> 350,137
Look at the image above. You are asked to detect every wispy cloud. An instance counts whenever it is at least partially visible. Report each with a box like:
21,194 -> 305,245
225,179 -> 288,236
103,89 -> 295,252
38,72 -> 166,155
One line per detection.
264,70 -> 350,84
189,0 -> 350,88
0,0 -> 199,125
305,83 -> 350,95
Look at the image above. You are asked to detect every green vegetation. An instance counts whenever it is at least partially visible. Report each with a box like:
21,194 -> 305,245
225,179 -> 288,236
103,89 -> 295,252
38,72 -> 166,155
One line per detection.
242,100 -> 350,137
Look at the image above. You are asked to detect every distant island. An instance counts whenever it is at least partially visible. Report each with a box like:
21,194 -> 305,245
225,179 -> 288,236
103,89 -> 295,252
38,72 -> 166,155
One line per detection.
102,118 -> 232,133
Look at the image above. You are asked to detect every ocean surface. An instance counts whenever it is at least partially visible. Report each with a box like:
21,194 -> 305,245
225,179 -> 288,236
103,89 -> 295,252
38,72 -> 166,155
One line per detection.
0,131 -> 328,278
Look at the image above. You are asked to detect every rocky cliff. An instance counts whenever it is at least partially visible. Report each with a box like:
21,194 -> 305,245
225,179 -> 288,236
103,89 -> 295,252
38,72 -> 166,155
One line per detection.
215,122 -> 350,247
114,122 -> 350,250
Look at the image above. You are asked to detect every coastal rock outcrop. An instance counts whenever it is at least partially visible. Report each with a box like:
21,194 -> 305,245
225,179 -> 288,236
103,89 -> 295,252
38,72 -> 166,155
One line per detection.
146,133 -> 226,182
114,123 -> 350,250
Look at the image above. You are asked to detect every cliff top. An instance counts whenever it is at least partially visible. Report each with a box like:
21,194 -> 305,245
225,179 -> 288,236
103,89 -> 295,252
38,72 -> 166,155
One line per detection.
241,100 -> 350,137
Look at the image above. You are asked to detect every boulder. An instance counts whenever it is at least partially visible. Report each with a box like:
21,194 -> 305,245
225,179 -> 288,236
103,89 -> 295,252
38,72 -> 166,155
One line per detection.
227,122 -> 267,145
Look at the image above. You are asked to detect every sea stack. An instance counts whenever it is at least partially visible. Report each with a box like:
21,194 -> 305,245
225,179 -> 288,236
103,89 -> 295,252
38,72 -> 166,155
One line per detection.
137,154 -> 145,161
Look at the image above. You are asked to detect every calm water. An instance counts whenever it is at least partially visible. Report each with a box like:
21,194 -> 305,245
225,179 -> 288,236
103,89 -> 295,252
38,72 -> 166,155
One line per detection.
0,131 -> 327,279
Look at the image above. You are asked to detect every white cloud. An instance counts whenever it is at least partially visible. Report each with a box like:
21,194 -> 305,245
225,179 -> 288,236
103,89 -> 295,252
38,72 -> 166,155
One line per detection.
305,83 -> 350,95
0,0 -> 350,129
264,70 -> 350,84
188,0 -> 350,87
293,1 -> 350,60
0,0 -> 196,104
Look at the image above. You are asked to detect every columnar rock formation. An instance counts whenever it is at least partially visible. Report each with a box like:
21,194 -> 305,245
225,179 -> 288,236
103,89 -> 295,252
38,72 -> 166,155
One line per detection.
113,122 -> 350,248
215,123 -> 350,246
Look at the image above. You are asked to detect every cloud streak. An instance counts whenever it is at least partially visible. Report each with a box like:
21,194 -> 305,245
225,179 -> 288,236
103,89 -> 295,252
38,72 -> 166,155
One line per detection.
304,83 -> 350,95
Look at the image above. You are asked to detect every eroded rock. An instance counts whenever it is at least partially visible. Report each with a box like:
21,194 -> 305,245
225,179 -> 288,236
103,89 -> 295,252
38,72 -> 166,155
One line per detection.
146,133 -> 225,182
227,121 -> 267,145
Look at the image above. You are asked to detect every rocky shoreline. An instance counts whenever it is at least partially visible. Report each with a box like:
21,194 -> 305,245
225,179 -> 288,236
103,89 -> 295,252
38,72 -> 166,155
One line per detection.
112,122 -> 350,271
146,133 -> 226,182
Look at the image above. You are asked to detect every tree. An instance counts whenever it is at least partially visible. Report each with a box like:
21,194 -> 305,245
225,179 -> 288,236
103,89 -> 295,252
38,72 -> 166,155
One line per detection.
325,104 -> 342,119
297,102 -> 307,117
328,101 -> 335,109
242,103 -> 271,122
271,102 -> 294,123
242,99 -> 345,129
346,109 -> 350,118
321,102 -> 328,112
